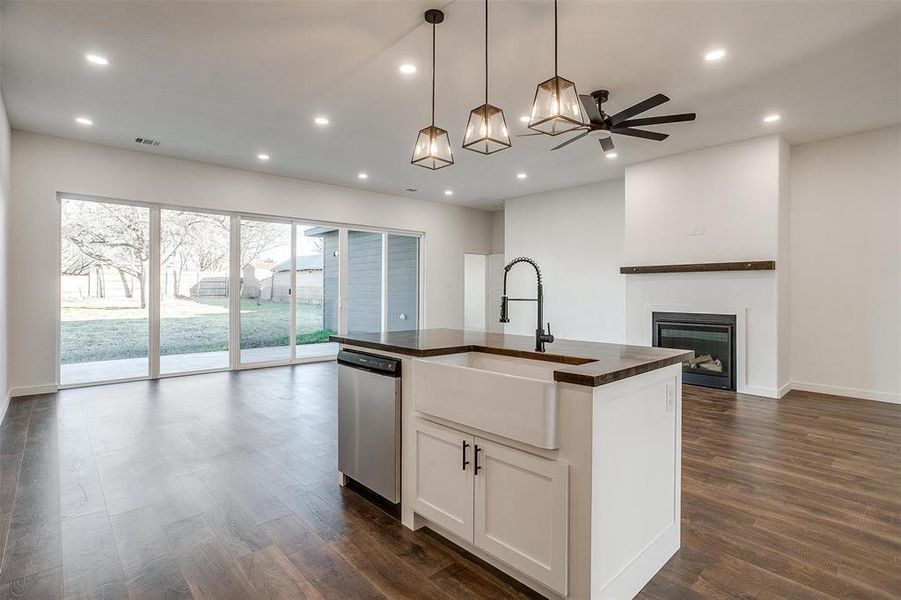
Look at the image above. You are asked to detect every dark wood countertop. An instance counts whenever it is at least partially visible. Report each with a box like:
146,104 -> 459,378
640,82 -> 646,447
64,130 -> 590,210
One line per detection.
329,329 -> 693,387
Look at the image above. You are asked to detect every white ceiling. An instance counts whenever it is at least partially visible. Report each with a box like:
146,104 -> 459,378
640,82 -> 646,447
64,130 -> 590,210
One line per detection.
2,1 -> 900,210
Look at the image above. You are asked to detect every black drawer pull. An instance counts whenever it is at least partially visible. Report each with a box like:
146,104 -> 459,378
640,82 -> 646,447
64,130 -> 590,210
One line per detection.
474,444 -> 482,475
462,440 -> 470,470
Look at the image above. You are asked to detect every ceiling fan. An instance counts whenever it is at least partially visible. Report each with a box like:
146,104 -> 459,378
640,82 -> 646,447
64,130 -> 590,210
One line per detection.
523,89 -> 696,152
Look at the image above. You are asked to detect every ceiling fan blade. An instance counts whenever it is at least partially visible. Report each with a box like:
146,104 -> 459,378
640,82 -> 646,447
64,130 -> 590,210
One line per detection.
609,93 -> 670,126
579,94 -> 602,123
612,127 -> 669,141
599,136 -> 615,152
551,130 -> 590,151
616,113 -> 696,128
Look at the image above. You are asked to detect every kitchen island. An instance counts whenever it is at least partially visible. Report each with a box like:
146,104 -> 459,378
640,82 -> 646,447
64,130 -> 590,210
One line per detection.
331,329 -> 692,600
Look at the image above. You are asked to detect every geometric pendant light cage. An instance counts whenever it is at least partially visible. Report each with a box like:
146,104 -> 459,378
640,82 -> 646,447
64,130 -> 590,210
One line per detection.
462,0 -> 511,154
411,9 -> 454,169
528,0 -> 585,136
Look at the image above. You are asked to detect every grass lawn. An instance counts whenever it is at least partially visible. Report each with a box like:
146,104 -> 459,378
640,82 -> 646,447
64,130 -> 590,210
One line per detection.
60,297 -> 334,364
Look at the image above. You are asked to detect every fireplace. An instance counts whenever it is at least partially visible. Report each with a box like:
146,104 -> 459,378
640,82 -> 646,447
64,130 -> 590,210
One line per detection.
652,312 -> 736,391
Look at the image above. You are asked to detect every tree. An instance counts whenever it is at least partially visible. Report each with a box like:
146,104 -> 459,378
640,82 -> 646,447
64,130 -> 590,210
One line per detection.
239,220 -> 289,268
63,200 -> 289,305
161,211 -> 229,297
62,200 -> 151,307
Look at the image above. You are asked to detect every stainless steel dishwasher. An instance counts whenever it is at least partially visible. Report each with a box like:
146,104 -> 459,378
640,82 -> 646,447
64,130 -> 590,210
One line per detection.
337,349 -> 402,504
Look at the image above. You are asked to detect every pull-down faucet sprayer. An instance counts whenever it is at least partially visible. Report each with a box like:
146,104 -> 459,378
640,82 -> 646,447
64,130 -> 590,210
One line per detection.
500,257 -> 554,352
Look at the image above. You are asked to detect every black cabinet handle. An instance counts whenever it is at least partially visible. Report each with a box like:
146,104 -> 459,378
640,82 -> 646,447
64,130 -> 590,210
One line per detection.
474,444 -> 482,475
462,440 -> 470,470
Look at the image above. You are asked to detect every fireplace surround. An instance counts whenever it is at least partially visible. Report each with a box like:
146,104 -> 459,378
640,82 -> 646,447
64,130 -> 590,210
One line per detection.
653,311 -> 737,390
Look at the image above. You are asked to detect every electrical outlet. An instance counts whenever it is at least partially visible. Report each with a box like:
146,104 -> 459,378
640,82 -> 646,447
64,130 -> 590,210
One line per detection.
665,382 -> 675,412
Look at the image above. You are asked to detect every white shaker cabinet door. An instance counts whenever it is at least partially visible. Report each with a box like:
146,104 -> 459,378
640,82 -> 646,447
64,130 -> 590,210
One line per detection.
412,419 -> 475,541
473,438 -> 569,595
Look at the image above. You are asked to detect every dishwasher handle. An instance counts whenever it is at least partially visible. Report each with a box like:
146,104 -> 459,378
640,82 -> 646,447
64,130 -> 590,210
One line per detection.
337,349 -> 401,377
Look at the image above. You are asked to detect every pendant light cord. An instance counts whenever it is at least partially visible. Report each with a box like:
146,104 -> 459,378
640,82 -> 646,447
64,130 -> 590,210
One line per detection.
485,0 -> 489,105
431,21 -> 436,126
554,0 -> 558,76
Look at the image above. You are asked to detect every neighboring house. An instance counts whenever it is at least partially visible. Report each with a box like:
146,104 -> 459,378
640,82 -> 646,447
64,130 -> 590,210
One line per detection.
305,228 -> 340,332
260,254 -> 324,303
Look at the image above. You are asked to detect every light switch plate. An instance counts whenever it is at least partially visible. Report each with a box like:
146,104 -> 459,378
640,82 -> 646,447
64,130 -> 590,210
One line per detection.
666,382 -> 675,412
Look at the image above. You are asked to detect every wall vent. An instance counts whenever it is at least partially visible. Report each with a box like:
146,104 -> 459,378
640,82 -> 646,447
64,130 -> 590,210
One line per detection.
134,136 -> 162,147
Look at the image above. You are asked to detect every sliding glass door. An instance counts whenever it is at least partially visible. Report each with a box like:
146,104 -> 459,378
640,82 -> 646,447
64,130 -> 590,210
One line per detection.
386,234 -> 420,331
295,224 -> 338,359
159,209 -> 231,374
59,198 -> 150,385
239,217 -> 292,364
346,230 -> 420,334
59,195 -> 422,386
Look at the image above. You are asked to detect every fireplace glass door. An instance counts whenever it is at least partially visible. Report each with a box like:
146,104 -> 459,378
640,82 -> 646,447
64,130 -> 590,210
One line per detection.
653,312 -> 736,390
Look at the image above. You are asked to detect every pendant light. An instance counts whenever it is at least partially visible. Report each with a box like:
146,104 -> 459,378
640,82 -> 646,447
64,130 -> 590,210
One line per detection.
528,0 -> 585,136
462,0 -> 511,154
412,9 -> 454,170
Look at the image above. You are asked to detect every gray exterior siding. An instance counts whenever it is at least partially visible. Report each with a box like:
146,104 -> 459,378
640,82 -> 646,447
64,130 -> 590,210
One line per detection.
347,230 -> 382,333
323,232 -> 339,331
318,230 -> 420,334
386,234 -> 419,331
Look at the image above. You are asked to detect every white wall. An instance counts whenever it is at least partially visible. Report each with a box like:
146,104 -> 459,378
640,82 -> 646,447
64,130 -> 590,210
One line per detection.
491,209 -> 504,254
790,126 -> 901,403
623,136 -> 789,397
625,136 -> 783,265
0,90 -> 10,419
9,131 -> 494,392
503,179 -> 625,343
463,253 -> 487,331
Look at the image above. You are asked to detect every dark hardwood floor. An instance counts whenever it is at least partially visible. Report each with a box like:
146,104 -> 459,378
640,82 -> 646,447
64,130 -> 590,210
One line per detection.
0,363 -> 898,599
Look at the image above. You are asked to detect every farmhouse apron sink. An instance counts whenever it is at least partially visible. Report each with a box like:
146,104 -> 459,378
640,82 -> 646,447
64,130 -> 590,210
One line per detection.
412,352 -> 559,449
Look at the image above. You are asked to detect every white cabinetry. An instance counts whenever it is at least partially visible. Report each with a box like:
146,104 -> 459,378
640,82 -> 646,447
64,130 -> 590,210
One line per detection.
412,419 -> 569,594
474,439 -> 569,594
412,419 -> 473,540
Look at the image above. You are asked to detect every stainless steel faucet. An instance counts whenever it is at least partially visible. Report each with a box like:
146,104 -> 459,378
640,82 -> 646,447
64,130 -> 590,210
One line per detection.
499,257 -> 555,352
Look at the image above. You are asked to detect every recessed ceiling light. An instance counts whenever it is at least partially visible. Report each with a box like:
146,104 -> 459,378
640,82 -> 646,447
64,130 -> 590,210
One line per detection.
399,64 -> 417,75
763,114 -> 781,123
444,190 -> 453,196
358,172 -> 369,180
516,172 -> 527,180
606,152 -> 618,159
85,53 -> 109,66
75,116 -> 93,126
519,115 -> 530,123
314,116 -> 329,126
704,49 -> 726,62
257,153 -> 270,161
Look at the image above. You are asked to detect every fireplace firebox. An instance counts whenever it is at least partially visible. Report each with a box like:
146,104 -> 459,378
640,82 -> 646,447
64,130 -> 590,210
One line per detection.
652,312 -> 736,391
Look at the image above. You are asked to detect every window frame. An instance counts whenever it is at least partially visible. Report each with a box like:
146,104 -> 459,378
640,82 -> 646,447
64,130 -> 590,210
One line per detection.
55,192 -> 424,388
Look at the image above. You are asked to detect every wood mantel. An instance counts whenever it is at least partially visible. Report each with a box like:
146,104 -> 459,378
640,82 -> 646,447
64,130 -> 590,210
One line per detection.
619,260 -> 776,274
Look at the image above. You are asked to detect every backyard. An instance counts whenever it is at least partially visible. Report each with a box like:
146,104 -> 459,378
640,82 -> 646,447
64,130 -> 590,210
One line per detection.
60,297 -> 334,364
